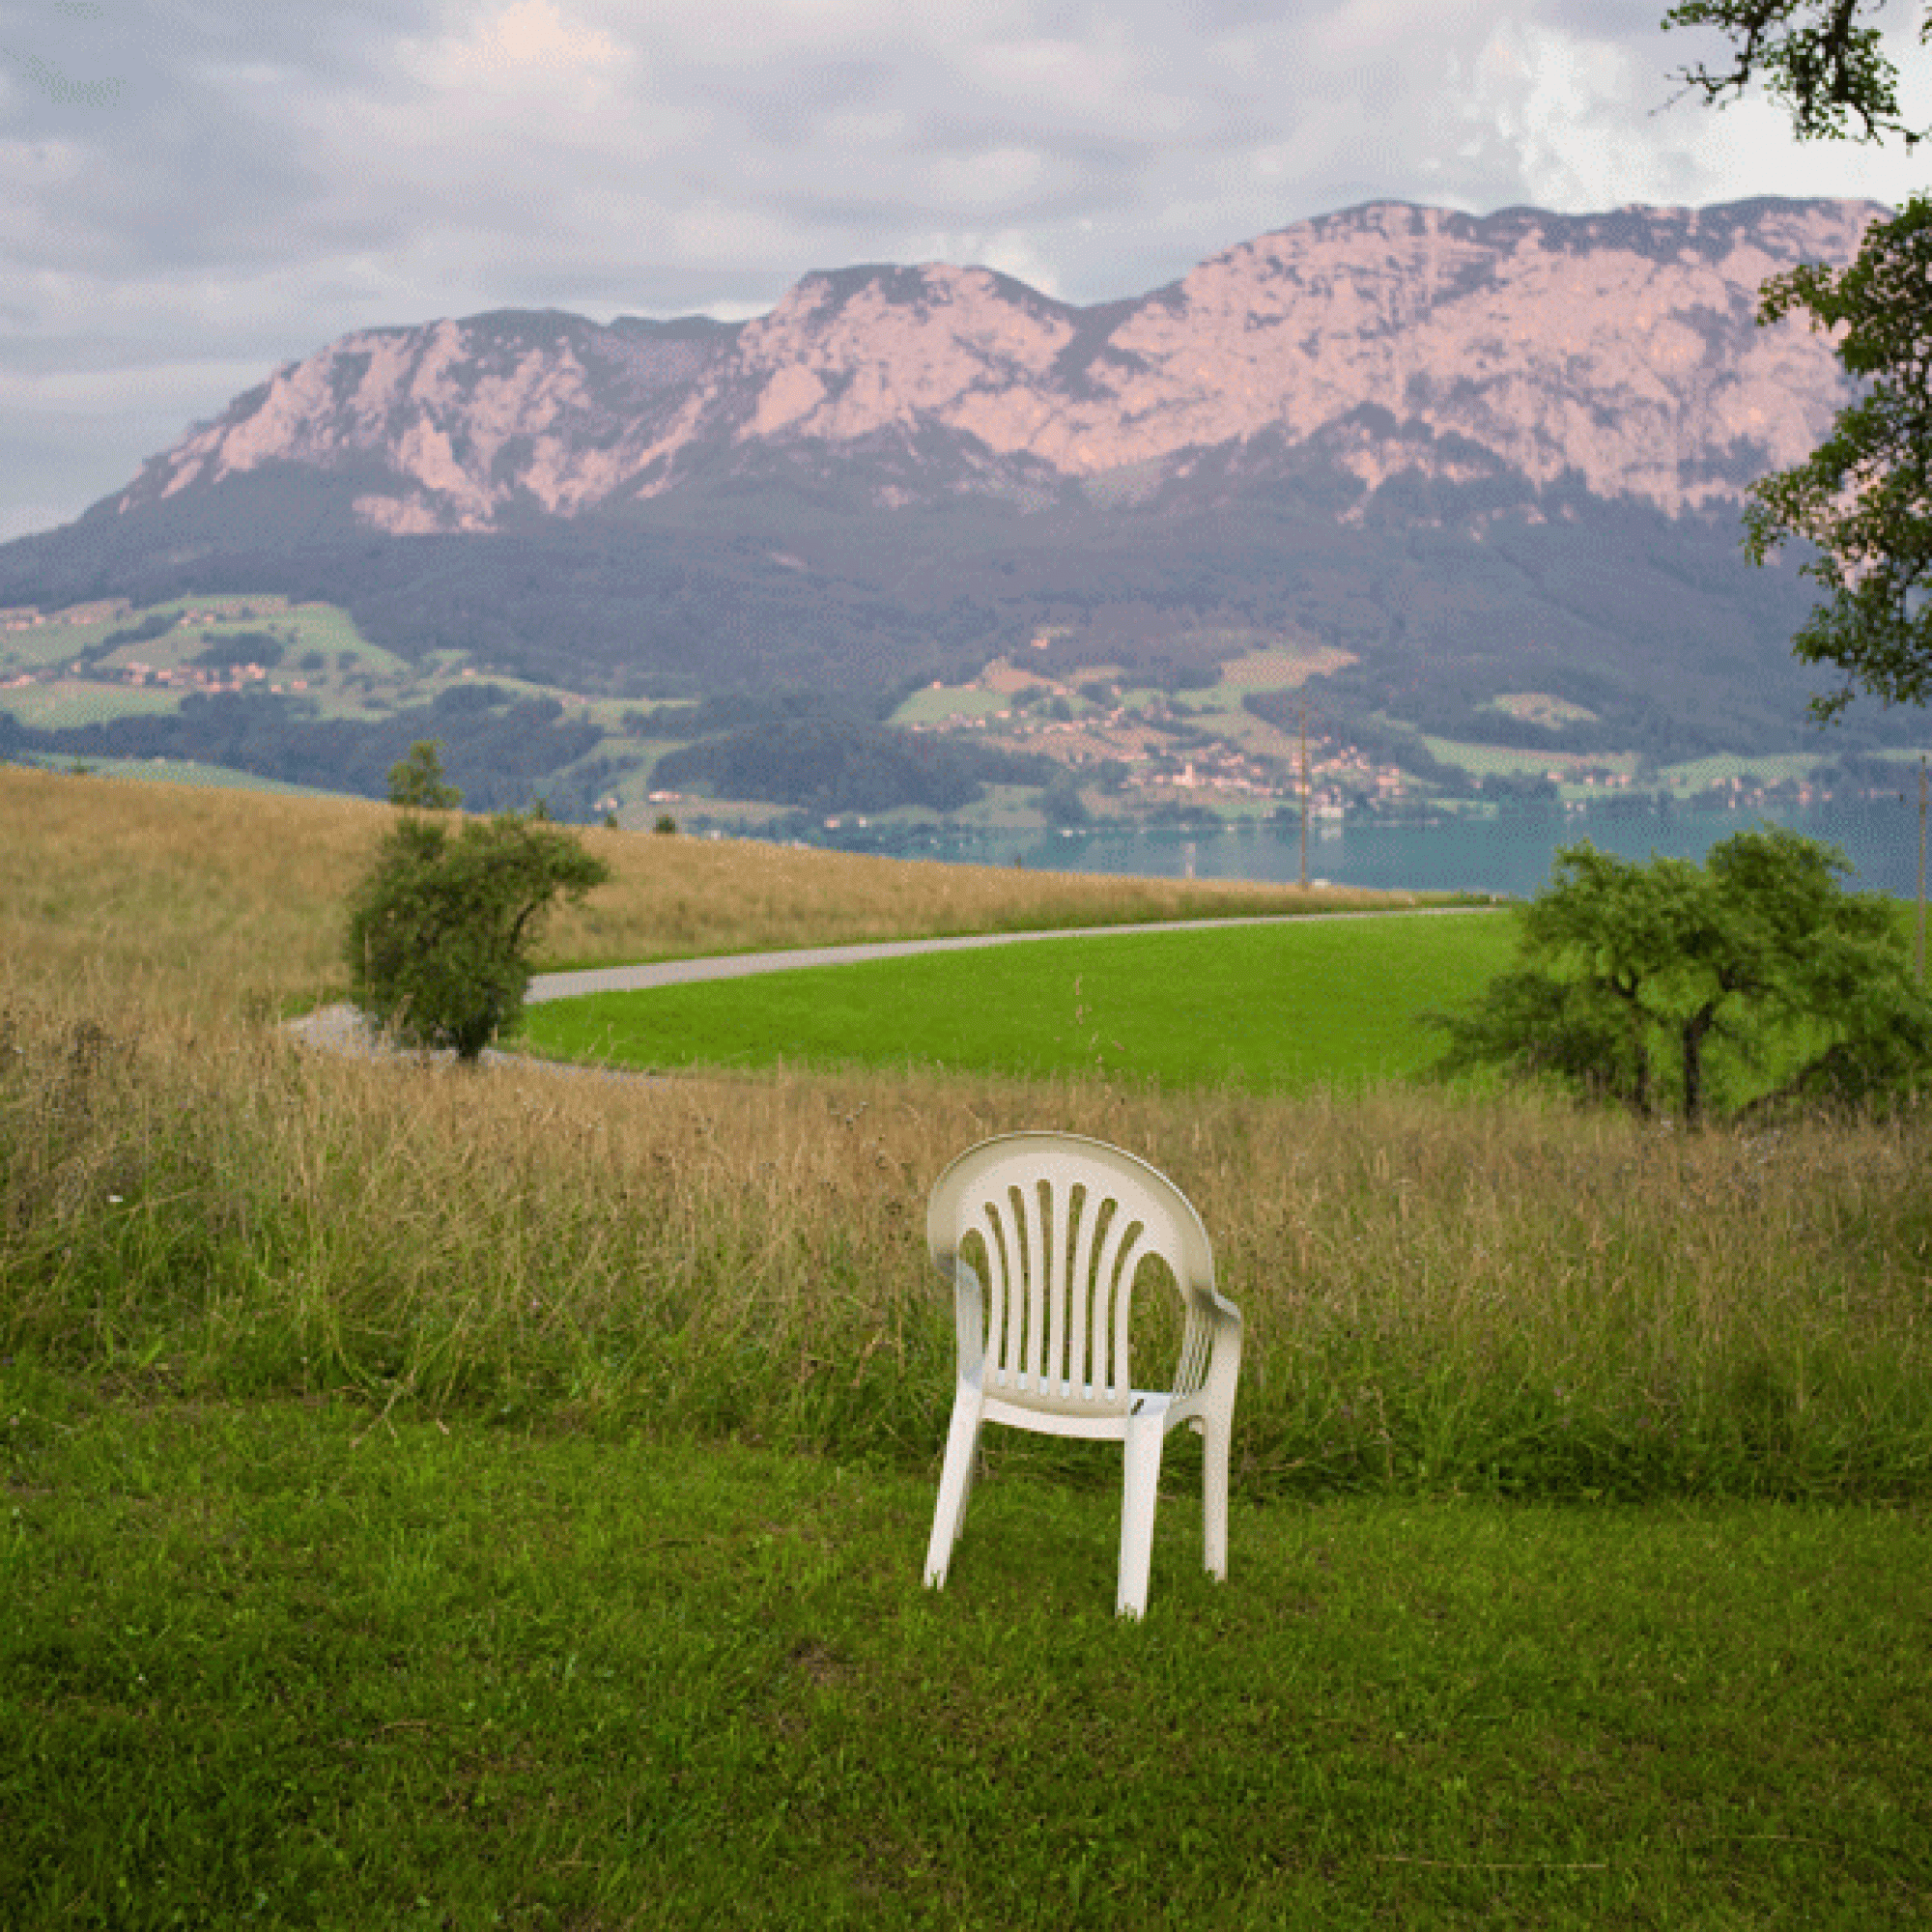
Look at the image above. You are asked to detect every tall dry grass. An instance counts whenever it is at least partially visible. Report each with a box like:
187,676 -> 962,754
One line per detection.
7,762 -> 1926,1499
0,765 -> 1403,1018
5,962 -> 1927,1499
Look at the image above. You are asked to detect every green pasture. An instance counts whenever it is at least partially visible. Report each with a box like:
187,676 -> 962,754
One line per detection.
0,615 -> 142,673
889,682 -> 1011,725
9,753 -> 346,797
5,1370 -> 1927,1929
0,680 -> 182,728
523,910 -> 1518,1089
271,602 -> 406,677
1658,753 -> 1826,793
1421,735 -> 1637,781
0,625 -> 109,674
0,595 -> 406,687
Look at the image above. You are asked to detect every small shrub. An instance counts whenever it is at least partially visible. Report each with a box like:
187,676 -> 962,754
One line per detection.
345,810 -> 609,1059
387,740 -> 462,811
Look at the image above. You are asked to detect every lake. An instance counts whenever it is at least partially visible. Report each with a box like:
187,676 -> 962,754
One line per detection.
805,796 -> 1930,900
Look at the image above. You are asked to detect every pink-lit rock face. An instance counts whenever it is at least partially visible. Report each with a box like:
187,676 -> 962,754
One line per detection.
117,198 -> 1882,530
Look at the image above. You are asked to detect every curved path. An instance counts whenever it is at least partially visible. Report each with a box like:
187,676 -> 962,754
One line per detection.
289,902 -> 1505,1063
526,902 -> 1505,1005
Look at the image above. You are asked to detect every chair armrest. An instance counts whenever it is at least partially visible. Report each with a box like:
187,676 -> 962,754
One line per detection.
1202,1293 -> 1242,1405
934,1251 -> 986,1379
1179,1288 -> 1242,1401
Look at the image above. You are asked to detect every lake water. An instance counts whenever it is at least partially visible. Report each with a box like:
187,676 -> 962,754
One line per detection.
808,796 -> 1930,900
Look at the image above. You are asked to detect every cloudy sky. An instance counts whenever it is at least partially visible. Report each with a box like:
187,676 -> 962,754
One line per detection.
5,0 -> 1931,540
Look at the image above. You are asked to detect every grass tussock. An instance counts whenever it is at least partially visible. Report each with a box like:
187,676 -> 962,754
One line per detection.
6,966 -> 1928,1502
0,764 -> 1408,1018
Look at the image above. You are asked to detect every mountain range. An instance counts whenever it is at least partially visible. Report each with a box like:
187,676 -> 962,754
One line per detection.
1,194 -> 1917,813
108,195 -> 1870,531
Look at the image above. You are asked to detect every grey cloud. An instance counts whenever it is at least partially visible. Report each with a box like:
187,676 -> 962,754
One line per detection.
0,0 -> 1920,537
10,48 -> 124,104
724,54 -> 902,133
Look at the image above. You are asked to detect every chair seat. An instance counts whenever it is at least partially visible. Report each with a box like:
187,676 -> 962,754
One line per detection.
977,1383 -> 1204,1439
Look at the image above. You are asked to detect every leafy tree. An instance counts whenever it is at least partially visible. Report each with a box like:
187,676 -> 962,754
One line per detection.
1428,966 -> 1653,1111
345,809 -> 610,1061
1430,830 -> 1932,1124
1744,197 -> 1932,715
1664,2 -> 1932,715
651,718 -> 1055,812
1040,779 -> 1091,826
1664,1 -> 1927,144
387,739 -> 462,810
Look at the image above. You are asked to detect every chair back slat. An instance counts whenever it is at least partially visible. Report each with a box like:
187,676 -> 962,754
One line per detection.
1175,1303 -> 1210,1397
1065,1180 -> 1097,1393
1043,1180 -> 1069,1390
1102,1210 -> 1143,1401
974,1197 -> 1009,1378
1021,1179 -> 1048,1384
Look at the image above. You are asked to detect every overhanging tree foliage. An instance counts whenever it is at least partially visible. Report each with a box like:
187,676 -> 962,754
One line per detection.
1665,0 -> 1928,143
1431,830 -> 1932,1124
1664,1 -> 1932,716
1747,193 -> 1932,716
346,746 -> 610,1059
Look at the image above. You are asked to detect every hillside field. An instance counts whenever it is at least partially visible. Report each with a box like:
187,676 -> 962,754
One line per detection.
11,590 -> 1929,835
0,762 -> 1406,1018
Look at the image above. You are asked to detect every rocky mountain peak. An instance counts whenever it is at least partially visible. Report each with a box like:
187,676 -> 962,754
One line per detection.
110,195 -> 1886,533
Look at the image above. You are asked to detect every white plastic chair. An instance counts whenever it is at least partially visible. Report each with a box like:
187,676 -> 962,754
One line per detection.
923,1132 -> 1243,1618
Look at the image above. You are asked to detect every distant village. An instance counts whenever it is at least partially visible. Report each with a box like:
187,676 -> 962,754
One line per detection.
0,598 -> 1884,824
1,603 -> 313,698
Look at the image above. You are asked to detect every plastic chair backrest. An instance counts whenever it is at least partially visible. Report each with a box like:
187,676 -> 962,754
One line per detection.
927,1132 -> 1217,1420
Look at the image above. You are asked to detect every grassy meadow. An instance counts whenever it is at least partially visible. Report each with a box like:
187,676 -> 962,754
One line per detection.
526,912 -> 1518,1090
10,1386 -> 1929,1928
4,762 -> 1931,1926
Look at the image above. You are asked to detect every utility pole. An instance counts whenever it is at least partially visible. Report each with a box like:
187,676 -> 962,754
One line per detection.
1298,698 -> 1310,890
1918,754 -> 1927,984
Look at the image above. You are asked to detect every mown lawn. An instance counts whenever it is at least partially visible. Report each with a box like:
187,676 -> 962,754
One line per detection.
4,1369 -> 1928,1930
522,910 -> 1519,1092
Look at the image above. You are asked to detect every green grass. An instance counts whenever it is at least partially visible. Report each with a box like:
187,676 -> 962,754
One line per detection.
9,753 -> 348,797
0,681 -> 184,727
0,610 -> 146,668
1657,754 -> 1830,792
522,910 -> 1518,1090
1420,736 -> 1638,781
889,683 -> 1010,724
5,1367 -> 1927,1929
6,774 -> 1932,1926
0,626 -> 103,672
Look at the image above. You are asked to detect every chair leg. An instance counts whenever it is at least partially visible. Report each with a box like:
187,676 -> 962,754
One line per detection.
1117,1413 -> 1168,1619
924,1392 -> 983,1589
1200,1409 -> 1231,1581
